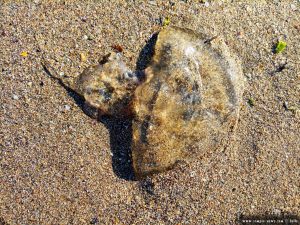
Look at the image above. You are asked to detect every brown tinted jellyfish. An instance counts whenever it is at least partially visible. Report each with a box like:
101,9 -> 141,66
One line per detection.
43,26 -> 244,179
131,27 -> 244,178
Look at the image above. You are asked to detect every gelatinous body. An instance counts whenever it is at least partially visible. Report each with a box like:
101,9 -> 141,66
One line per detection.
73,53 -> 141,117
131,27 -> 244,177
48,26 -> 244,178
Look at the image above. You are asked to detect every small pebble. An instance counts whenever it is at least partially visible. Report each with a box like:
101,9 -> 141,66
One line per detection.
24,96 -> 31,103
83,35 -> 89,40
283,101 -> 289,110
246,6 -> 252,12
64,105 -> 71,111
80,16 -> 87,22
148,1 -> 157,6
245,73 -> 252,80
59,72 -> 64,76
80,52 -> 87,62
90,217 -> 99,224
190,171 -> 196,177
237,31 -> 244,39
273,208 -> 281,215
12,94 -> 19,100
12,37 -> 19,43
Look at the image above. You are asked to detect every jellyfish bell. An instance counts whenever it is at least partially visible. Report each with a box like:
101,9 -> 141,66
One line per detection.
131,26 -> 244,178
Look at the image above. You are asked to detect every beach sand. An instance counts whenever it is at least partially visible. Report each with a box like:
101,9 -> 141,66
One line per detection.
0,1 -> 299,224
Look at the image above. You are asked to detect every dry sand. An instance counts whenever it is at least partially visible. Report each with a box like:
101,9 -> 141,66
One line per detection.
0,1 -> 299,224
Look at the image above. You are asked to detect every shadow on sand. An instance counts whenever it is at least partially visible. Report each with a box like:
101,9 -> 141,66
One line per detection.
42,32 -> 158,181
